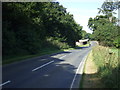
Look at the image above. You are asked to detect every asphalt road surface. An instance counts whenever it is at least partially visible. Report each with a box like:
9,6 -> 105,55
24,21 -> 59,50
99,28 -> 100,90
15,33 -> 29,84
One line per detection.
2,41 -> 97,89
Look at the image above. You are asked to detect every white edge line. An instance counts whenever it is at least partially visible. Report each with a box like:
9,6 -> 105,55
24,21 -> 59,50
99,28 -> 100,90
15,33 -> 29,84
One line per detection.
70,61 -> 83,90
59,55 -> 66,59
32,60 -> 54,72
70,54 -> 88,90
0,80 -> 11,87
79,55 -> 88,75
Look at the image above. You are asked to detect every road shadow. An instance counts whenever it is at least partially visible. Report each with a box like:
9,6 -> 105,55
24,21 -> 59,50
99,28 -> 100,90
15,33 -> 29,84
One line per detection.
2,54 -> 82,88
75,46 -> 89,49
28,57 -> 81,88
49,51 -> 72,56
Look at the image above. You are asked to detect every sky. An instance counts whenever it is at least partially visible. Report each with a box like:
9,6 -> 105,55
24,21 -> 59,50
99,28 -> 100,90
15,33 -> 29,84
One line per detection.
56,0 -> 118,33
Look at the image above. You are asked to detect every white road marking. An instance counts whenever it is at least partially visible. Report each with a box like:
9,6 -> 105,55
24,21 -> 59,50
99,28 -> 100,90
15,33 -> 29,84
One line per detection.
55,65 -> 60,67
70,62 -> 82,90
32,60 -> 54,72
0,80 -> 11,87
70,55 -> 88,89
40,59 -> 47,61
59,55 -> 66,59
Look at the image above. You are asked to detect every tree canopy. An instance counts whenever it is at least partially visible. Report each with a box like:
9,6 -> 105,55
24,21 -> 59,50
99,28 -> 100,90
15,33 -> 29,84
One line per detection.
2,2 -> 83,58
88,1 -> 120,48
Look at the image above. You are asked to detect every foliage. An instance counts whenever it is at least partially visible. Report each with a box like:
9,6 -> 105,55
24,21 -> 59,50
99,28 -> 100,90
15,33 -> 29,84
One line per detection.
46,37 -> 70,49
81,30 -> 92,40
88,1 -> 120,48
2,2 -> 83,59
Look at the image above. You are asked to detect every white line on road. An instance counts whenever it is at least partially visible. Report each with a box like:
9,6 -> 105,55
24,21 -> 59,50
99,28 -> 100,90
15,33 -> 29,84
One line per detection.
59,55 -> 66,59
0,80 -> 11,87
70,61 -> 82,90
32,60 -> 54,72
39,59 -> 47,61
70,54 -> 88,90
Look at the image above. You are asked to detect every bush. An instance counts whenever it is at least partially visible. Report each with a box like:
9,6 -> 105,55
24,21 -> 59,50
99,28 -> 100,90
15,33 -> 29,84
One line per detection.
46,37 -> 70,49
113,36 -> 120,48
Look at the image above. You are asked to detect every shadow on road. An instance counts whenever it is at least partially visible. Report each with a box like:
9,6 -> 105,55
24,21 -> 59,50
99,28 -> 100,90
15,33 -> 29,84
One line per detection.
49,51 -> 72,56
75,46 -> 90,49
2,51 -> 82,88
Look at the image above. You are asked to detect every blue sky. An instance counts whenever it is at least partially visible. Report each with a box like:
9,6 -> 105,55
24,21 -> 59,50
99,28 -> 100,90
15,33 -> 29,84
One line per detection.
56,0 -> 118,33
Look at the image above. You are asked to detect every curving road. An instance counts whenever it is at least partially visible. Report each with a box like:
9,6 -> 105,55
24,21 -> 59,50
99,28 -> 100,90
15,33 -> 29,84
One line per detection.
2,41 -> 97,89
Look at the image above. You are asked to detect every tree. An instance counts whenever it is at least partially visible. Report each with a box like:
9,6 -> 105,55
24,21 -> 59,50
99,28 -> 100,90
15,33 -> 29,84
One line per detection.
2,2 -> 83,58
88,1 -> 120,48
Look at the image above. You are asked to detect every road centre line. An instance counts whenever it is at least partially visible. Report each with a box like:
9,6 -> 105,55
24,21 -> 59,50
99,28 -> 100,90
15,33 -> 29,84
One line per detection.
32,60 -> 54,72
0,80 -> 11,87
59,55 -> 67,59
40,59 -> 47,61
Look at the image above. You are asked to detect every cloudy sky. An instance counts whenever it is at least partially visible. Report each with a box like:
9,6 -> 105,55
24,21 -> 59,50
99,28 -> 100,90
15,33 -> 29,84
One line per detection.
56,0 -> 118,33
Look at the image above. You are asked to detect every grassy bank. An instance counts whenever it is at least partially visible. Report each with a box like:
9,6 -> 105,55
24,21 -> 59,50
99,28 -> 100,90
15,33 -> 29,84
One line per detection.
81,45 -> 120,88
80,50 -> 103,88
76,43 -> 90,47
2,48 -> 61,65
2,40 -> 88,65
3,37 -> 74,65
2,47 -> 76,65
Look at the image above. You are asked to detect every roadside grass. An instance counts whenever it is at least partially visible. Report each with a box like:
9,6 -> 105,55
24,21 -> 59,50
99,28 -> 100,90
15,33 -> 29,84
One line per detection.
81,45 -> 120,88
76,43 -> 90,47
3,43 -> 90,65
3,48 -> 63,65
2,47 -> 78,65
62,47 -> 75,51
92,45 -> 119,88
80,50 -> 103,88
109,47 -> 119,57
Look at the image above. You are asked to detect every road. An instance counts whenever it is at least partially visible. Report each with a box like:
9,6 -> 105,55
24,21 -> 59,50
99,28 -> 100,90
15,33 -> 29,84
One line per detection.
2,41 -> 96,89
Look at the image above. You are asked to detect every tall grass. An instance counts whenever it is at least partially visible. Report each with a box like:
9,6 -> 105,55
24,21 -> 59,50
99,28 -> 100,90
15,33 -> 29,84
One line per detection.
92,45 -> 120,88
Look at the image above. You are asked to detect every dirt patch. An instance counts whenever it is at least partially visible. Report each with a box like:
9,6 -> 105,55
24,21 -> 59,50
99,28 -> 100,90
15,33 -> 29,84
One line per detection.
82,51 -> 103,88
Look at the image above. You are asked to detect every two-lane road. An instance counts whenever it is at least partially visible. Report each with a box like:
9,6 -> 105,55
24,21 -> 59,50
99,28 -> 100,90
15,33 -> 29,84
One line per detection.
2,41 -> 97,89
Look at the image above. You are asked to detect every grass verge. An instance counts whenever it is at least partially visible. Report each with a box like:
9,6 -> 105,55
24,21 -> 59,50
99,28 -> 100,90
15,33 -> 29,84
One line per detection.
3,43 -> 89,65
3,48 -> 62,65
80,50 -> 103,88
80,45 -> 120,88
76,44 -> 90,47
2,47 -> 77,65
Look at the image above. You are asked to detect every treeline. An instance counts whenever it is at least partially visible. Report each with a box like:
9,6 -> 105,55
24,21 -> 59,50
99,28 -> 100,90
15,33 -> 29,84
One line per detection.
81,30 -> 91,39
3,2 -> 83,58
88,1 -> 120,48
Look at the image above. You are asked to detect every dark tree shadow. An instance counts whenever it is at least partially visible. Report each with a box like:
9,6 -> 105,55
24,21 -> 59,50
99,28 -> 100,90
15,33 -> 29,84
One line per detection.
2,53 -> 82,88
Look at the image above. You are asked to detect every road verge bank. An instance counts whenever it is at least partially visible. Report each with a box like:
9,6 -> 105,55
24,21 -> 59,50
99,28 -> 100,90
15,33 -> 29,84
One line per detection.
3,43 -> 89,65
80,45 -> 120,88
3,47 -> 75,65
